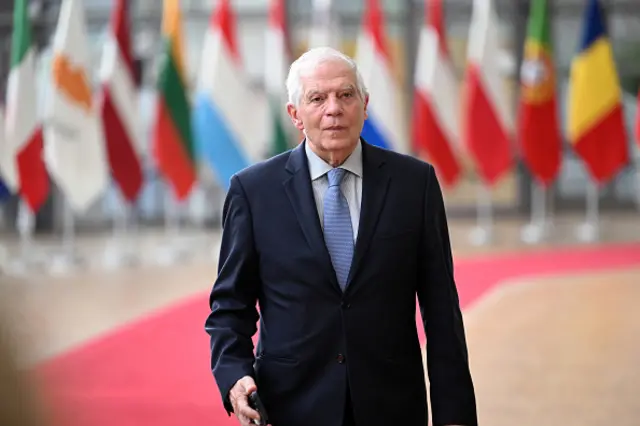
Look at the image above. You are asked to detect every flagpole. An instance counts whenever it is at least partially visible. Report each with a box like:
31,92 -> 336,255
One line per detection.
470,184 -> 493,246
520,180 -> 550,244
63,199 -> 75,257
576,180 -> 599,242
155,186 -> 184,265
210,184 -> 225,260
49,198 -> 83,274
17,200 -> 37,266
104,193 -> 125,268
165,189 -> 181,238
189,182 -> 214,257
103,192 -> 139,269
635,165 -> 640,211
126,200 -> 140,264
4,201 -> 41,275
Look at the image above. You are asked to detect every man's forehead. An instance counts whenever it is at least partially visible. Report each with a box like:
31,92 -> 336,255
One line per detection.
303,81 -> 357,95
302,67 -> 357,92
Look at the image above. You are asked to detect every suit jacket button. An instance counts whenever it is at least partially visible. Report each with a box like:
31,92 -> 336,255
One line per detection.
336,354 -> 345,364
341,301 -> 350,309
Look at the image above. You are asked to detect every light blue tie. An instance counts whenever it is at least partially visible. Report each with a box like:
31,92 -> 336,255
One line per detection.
323,168 -> 354,290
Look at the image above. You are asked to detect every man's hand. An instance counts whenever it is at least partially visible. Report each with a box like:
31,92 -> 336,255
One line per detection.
229,376 -> 262,426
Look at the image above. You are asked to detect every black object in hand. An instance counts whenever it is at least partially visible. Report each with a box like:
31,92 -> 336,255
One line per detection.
248,391 -> 268,425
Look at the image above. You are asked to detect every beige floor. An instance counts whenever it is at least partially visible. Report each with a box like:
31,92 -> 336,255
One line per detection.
456,269 -> 640,426
0,214 -> 639,424
1,213 -> 637,362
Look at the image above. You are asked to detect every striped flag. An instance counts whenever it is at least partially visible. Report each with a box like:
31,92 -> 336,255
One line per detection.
412,0 -> 462,187
152,0 -> 196,201
308,0 -> 341,50
462,0 -> 514,185
44,0 -> 108,212
193,0 -> 266,190
0,108 -> 14,202
3,0 -> 49,212
518,0 -> 561,186
355,0 -> 407,153
567,0 -> 628,183
265,0 -> 295,156
98,0 -> 144,203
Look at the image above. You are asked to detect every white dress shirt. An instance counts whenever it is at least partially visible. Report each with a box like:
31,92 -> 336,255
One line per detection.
305,141 -> 363,241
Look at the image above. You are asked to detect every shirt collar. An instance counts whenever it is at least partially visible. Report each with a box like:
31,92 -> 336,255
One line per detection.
305,139 -> 363,181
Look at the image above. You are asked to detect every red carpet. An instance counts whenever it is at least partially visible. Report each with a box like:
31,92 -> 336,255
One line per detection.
35,243 -> 640,426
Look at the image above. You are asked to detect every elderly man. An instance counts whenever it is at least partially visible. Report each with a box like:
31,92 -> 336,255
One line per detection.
205,47 -> 477,426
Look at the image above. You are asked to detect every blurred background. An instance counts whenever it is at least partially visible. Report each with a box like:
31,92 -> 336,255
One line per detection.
0,0 -> 638,425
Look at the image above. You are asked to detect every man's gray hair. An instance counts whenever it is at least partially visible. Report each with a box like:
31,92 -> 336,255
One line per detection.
285,47 -> 369,107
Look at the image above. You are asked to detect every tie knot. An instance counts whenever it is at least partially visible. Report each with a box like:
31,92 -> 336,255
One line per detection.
327,168 -> 347,187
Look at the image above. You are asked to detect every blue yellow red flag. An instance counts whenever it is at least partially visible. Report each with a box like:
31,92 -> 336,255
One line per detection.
566,0 -> 628,183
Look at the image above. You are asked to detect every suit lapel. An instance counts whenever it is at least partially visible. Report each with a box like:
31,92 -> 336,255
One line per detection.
283,142 -> 341,292
347,141 -> 390,288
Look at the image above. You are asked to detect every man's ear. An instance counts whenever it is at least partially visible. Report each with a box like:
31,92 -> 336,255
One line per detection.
363,95 -> 369,120
286,103 -> 304,130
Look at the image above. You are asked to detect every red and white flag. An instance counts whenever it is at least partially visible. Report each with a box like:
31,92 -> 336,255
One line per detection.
412,0 -> 462,187
98,0 -> 143,203
462,0 -> 514,186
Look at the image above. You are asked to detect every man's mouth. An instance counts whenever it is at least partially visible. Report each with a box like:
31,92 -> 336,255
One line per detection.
326,126 -> 346,131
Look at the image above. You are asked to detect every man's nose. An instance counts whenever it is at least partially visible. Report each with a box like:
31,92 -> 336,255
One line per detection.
325,96 -> 343,115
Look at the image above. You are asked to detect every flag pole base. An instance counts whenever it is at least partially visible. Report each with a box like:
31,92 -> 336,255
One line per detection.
0,245 -> 8,271
154,244 -> 191,266
102,244 -> 140,270
469,184 -> 494,246
575,181 -> 600,243
3,200 -> 48,275
520,222 -> 546,244
520,219 -> 554,245
520,181 -> 551,245
155,188 -> 196,265
48,251 -> 85,276
469,226 -> 493,246
102,198 -> 140,270
4,253 -> 48,276
575,221 -> 599,243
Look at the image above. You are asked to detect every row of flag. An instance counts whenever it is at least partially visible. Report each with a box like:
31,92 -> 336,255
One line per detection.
0,0 -> 299,218
0,0 -> 638,222
414,0 -> 638,192
1,0 -> 121,215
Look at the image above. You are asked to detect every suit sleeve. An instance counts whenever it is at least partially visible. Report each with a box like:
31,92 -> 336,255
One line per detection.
416,166 -> 478,426
205,175 -> 260,415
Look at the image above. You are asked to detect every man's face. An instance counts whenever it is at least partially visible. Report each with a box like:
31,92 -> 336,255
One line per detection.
287,60 -> 368,155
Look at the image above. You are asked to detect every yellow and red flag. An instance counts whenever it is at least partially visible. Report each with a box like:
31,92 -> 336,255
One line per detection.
567,0 -> 628,183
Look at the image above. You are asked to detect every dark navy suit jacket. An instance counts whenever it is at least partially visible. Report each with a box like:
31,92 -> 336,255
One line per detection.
205,140 -> 477,426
